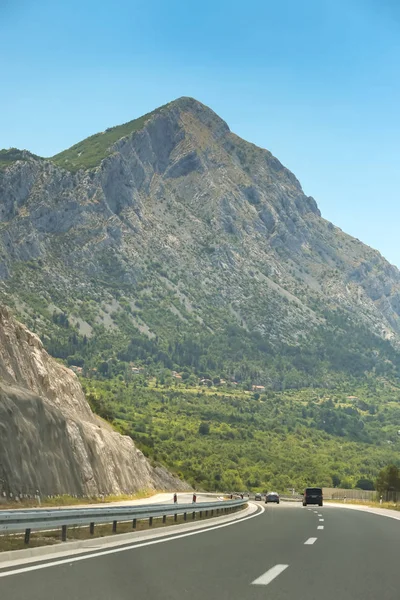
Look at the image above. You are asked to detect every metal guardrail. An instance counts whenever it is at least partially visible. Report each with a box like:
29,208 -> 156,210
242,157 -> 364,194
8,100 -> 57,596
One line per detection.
0,498 -> 247,544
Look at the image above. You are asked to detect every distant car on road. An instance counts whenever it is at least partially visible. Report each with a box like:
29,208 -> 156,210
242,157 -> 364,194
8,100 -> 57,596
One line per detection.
303,487 -> 323,506
265,492 -> 280,504
254,493 -> 263,501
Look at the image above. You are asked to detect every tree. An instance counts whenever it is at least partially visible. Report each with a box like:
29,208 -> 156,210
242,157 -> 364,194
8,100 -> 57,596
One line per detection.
355,478 -> 374,491
341,478 -> 353,489
198,422 -> 210,435
67,354 -> 85,367
98,361 -> 109,376
375,465 -> 400,494
331,474 -> 341,488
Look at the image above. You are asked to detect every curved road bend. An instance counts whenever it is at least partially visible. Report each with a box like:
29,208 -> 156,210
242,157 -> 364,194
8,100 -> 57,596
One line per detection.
1,492 -> 217,512
1,502 -> 399,599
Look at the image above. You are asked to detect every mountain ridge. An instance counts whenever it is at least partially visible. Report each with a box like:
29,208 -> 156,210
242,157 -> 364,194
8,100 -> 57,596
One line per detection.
0,97 -> 400,390
0,97 -> 230,172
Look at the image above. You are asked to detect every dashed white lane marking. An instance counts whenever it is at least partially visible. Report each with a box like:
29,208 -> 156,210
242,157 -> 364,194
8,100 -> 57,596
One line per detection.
252,564 -> 289,586
318,514 -> 322,517
0,504 -> 265,579
304,537 -> 318,545
313,510 -> 318,513
319,518 -> 324,522
317,525 -> 324,530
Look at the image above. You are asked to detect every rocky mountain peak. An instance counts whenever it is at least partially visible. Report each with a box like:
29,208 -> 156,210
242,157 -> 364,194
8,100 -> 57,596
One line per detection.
0,98 -> 400,391
166,95 -> 231,133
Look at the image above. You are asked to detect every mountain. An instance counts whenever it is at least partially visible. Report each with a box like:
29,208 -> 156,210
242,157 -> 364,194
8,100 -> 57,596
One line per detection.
0,305 -> 186,497
1,96 -> 400,388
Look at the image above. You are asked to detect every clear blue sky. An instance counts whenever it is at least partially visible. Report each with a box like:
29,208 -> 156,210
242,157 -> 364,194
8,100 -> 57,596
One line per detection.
1,0 -> 400,266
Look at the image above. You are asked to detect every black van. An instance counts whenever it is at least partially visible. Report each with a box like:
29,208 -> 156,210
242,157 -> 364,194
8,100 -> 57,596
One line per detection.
303,487 -> 323,506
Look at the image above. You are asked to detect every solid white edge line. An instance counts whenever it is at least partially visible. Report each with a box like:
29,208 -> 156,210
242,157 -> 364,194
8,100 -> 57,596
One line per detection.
252,564 -> 289,585
0,504 -> 265,578
304,537 -> 317,545
317,526 -> 324,530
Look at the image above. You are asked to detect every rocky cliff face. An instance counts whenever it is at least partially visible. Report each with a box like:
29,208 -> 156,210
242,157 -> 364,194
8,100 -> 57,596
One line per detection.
0,306 -> 186,496
0,97 -> 400,380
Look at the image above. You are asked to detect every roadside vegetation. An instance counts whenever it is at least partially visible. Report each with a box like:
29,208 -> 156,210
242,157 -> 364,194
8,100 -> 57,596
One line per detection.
0,490 -> 156,510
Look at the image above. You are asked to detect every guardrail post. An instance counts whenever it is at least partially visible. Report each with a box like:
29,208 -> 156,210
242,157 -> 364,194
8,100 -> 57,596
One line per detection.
24,528 -> 31,545
0,499 -> 244,541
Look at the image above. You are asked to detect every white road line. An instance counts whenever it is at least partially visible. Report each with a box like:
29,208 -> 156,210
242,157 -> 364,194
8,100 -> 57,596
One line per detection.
317,525 -> 324,530
319,518 -> 324,522
252,564 -> 289,586
0,504 -> 265,578
304,537 -> 317,545
318,514 -> 322,517
313,510 -> 318,513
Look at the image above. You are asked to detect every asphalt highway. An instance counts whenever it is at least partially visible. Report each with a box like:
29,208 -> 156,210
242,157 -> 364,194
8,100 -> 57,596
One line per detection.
1,502 -> 399,599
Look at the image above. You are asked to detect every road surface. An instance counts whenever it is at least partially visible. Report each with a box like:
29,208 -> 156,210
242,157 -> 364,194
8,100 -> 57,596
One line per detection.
1,492 -> 218,512
75,491 -> 221,508
1,501 -> 398,599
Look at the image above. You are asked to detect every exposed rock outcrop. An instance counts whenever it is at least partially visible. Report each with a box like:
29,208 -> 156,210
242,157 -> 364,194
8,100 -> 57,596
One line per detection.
0,306 -> 187,496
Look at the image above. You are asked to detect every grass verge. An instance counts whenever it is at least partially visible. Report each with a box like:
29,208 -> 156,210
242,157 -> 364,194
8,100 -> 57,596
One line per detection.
325,499 -> 400,511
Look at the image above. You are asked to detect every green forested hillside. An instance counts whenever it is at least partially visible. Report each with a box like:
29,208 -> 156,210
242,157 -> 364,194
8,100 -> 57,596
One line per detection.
81,377 -> 400,492
25,296 -> 400,392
